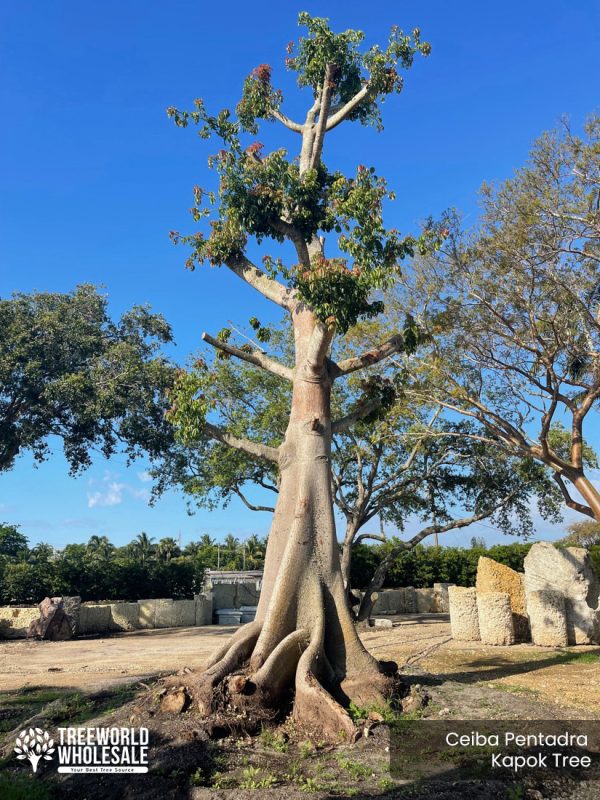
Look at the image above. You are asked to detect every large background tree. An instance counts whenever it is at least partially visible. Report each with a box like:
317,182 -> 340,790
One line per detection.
154,329 -> 561,618
165,13 -> 433,739
398,117 -> 600,520
0,284 -> 175,476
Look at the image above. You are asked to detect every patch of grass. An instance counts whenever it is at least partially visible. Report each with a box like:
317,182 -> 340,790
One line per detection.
348,699 -> 400,723
259,726 -> 289,752
299,740 -> 315,759
211,770 -> 237,789
0,773 -> 53,800
559,650 -> 600,664
378,776 -> 395,791
239,766 -> 278,789
335,755 -> 371,779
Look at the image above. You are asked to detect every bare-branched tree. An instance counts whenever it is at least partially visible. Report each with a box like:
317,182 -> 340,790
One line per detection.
398,117 -> 600,521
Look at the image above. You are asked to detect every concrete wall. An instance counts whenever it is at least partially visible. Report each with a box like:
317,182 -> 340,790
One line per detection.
1,595 -> 214,639
1,582 -> 449,639
0,606 -> 40,638
371,586 -> 450,615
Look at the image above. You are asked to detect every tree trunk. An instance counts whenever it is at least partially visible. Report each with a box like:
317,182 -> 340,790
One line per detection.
571,472 -> 600,521
356,545 -> 406,623
340,519 -> 359,590
177,310 -> 394,741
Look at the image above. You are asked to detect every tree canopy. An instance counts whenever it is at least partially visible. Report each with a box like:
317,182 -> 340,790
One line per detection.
398,117 -> 600,520
0,284 -> 175,475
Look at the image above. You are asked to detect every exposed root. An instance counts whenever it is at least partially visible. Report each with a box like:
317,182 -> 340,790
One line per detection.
203,620 -> 262,671
249,628 -> 310,702
293,630 -> 357,742
163,621 -> 262,716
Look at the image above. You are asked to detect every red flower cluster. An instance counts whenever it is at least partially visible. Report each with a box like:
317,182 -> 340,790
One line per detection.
251,64 -> 272,83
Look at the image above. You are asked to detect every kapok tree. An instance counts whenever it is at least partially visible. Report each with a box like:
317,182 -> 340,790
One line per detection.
166,13 -> 433,740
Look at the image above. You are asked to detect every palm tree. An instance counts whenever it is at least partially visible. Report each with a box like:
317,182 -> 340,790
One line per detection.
156,537 -> 180,562
243,534 -> 266,569
86,535 -> 115,562
130,532 -> 156,567
199,533 -> 216,548
28,542 -> 55,563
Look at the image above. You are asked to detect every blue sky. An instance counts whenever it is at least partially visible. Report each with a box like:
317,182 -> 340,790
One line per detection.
0,1 -> 598,549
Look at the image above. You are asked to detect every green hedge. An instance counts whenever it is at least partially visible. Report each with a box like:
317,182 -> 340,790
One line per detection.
350,542 -> 534,590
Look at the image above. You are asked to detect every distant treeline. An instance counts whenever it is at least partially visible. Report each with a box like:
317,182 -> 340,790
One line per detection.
1,523 -> 597,604
350,541 -> 600,590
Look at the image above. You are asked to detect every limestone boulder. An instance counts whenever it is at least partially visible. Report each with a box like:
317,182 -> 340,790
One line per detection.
28,597 -> 73,641
523,542 -> 600,644
526,589 -> 569,647
448,586 -> 480,641
476,557 -> 529,641
476,592 -> 515,646
62,596 -> 81,635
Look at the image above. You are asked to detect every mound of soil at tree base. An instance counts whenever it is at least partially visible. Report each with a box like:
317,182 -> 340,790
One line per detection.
3,662 -> 599,800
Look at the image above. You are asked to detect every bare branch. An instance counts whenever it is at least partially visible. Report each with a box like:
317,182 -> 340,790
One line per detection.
331,397 -> 381,434
309,63 -> 335,169
333,333 -> 408,377
326,84 -> 370,131
225,253 -> 296,310
272,110 -> 303,133
202,332 -> 293,381
553,473 -> 595,519
355,532 -> 386,545
233,486 -> 276,513
204,422 -> 279,463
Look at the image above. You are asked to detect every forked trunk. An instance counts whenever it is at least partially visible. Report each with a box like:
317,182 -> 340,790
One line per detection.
174,310 -> 394,740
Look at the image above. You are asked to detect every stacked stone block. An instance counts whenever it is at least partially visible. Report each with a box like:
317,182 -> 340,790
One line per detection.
448,586 -> 480,641
476,591 -> 515,645
476,557 -> 529,641
526,590 -> 569,647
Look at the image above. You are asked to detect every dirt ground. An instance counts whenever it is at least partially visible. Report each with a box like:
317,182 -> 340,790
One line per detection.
2,613 -> 600,715
2,614 -> 600,799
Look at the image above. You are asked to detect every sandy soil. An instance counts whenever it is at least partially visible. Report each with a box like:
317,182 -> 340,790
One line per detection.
2,614 -> 600,799
2,613 -> 600,714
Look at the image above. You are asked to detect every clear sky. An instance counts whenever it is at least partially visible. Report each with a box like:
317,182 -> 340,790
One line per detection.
0,1 -> 598,550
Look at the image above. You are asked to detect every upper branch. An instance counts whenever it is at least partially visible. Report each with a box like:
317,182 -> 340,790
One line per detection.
309,63 -> 335,169
325,84 -> 370,132
202,332 -> 293,381
272,110 -> 303,133
204,422 -> 279,463
225,253 -> 297,310
331,396 -> 381,434
552,473 -> 595,519
233,486 -> 276,513
332,332 -> 408,377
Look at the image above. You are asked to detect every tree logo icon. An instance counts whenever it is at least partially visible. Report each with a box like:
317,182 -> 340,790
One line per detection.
14,728 -> 55,772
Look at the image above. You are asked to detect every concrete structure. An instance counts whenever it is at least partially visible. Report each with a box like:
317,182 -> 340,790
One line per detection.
433,583 -> 453,613
448,586 -> 480,641
79,603 -> 112,634
204,570 -> 262,618
524,542 -> 600,645
476,591 -> 515,646
476,557 -> 529,641
0,606 -> 41,638
108,602 -> 139,632
526,589 -> 569,647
